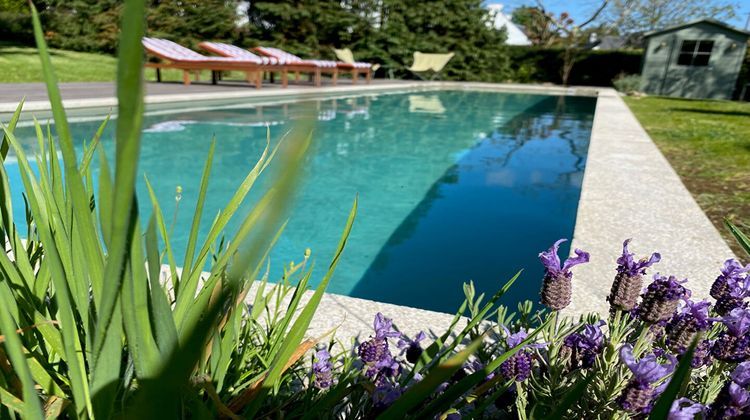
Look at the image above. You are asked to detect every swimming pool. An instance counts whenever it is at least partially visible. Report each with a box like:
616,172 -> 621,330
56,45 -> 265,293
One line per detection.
9,89 -> 596,313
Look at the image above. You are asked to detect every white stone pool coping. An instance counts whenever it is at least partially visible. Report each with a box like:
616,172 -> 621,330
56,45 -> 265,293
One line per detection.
565,89 -> 735,316
1,82 -> 735,341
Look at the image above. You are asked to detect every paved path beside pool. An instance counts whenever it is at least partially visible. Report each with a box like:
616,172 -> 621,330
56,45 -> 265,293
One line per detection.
566,89 -> 736,317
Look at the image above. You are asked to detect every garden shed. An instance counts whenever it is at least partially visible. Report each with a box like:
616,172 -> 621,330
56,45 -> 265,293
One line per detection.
640,19 -> 749,100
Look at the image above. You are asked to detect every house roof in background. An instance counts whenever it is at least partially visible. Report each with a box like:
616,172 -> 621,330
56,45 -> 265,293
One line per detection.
643,18 -> 750,38
486,3 -> 531,46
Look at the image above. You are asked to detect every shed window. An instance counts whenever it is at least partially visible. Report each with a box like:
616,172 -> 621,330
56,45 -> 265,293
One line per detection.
677,40 -> 713,66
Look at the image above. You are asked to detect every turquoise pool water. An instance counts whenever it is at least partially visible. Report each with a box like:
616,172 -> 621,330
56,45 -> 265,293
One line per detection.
9,90 -> 596,313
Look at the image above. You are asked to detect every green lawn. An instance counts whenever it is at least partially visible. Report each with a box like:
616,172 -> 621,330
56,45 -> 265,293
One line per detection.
624,96 -> 750,255
0,44 -> 117,82
0,44 -> 245,83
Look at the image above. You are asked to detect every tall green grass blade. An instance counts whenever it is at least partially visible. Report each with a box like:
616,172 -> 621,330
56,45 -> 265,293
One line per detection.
0,386 -> 24,415
121,218 -> 161,378
725,219 -> 750,257
0,100 -> 23,242
0,303 -> 44,418
90,0 -> 146,409
79,115 -> 110,175
174,136 -> 279,316
143,177 -> 179,290
243,197 -> 357,417
378,335 -> 485,419
649,338 -> 698,420
182,139 -> 215,275
1,121 -> 92,418
30,0 -> 104,303
97,147 -> 113,248
0,99 -> 23,161
145,216 -> 178,356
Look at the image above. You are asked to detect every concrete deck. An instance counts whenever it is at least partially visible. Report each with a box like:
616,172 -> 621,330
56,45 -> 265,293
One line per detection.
566,89 -> 735,316
0,81 -> 735,340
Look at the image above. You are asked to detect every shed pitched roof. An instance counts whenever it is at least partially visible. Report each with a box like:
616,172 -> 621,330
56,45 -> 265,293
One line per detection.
643,19 -> 750,39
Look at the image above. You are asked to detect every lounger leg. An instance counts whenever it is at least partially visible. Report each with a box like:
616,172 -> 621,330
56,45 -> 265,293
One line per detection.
295,71 -> 300,82
156,68 -> 162,83
352,71 -> 357,85
314,69 -> 322,87
182,70 -> 191,86
281,70 -> 288,88
256,72 -> 262,89
366,69 -> 372,83
194,70 -> 200,82
211,71 -> 218,85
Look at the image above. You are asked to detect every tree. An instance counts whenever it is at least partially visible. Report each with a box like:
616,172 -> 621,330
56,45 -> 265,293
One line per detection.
36,0 -> 122,53
0,0 -> 25,12
533,1 -> 609,85
147,0 -> 239,50
605,0 -> 738,34
510,5 -> 556,46
375,0 -> 510,80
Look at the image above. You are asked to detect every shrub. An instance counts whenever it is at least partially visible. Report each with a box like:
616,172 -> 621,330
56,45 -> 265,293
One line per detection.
613,73 -> 642,95
506,46 -> 643,87
0,11 -> 33,45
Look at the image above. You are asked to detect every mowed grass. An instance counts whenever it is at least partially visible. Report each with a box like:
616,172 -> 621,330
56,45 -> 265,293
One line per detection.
0,44 -> 251,83
0,44 -> 117,82
624,96 -> 750,255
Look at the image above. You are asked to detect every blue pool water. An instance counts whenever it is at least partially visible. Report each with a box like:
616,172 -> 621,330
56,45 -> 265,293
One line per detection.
9,90 -> 596,313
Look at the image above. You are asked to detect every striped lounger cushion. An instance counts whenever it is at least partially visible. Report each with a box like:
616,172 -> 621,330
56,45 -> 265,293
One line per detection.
142,38 -> 250,63
201,42 -> 286,65
255,46 -> 338,68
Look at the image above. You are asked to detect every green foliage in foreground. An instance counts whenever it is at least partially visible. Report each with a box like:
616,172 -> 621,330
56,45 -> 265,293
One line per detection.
625,96 -> 750,255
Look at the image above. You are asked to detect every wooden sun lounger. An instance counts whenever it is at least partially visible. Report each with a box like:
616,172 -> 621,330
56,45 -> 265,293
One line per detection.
142,38 -> 288,88
254,46 -> 373,86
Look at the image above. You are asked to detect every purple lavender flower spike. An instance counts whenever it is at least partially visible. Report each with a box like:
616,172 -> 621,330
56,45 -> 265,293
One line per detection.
372,383 -> 402,412
359,313 -> 399,372
539,239 -> 590,311
666,299 -> 713,353
398,331 -> 426,364
608,239 -> 661,312
373,313 -> 401,339
312,349 -> 334,389
711,259 -> 749,300
617,239 -> 662,277
638,274 -> 689,324
711,307 -> 750,362
718,307 -> 750,336
668,398 -> 705,420
499,327 -> 545,381
617,344 -> 677,414
691,339 -> 713,368
709,382 -> 750,419
715,277 -> 750,316
562,320 -> 606,369
731,361 -> 750,387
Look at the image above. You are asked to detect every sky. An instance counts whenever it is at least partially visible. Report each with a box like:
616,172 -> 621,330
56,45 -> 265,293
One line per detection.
489,0 -> 750,30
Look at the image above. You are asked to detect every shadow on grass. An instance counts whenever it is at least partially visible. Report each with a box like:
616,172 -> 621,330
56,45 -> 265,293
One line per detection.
667,107 -> 750,118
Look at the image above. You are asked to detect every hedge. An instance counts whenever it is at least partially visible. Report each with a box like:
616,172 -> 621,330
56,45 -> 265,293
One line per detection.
506,46 -> 644,87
